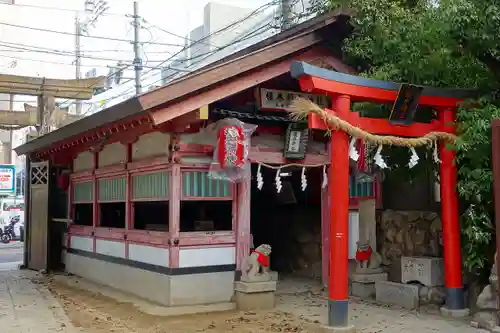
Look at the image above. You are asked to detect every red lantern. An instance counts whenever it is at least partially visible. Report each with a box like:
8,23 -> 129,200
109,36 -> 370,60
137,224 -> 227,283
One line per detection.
218,126 -> 245,168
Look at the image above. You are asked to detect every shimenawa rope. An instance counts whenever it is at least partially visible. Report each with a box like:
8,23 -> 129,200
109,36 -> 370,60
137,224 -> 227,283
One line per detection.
289,98 -> 457,147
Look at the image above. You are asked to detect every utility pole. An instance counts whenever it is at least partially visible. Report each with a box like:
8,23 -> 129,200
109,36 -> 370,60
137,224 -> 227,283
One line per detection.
281,0 -> 294,31
132,1 -> 142,95
6,94 -> 13,164
75,14 -> 83,115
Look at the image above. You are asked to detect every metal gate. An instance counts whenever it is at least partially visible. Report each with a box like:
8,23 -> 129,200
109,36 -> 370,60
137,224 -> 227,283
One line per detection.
28,161 -> 49,270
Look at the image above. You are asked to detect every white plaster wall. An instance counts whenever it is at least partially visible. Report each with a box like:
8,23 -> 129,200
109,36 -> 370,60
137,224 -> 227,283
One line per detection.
73,151 -> 93,172
70,236 -> 93,252
179,247 -> 235,268
95,239 -> 126,258
98,142 -> 127,167
348,211 -> 360,259
132,131 -> 170,161
170,271 -> 234,306
128,244 -> 169,267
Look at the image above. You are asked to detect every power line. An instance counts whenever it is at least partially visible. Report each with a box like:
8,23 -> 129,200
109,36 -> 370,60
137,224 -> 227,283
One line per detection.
59,0 -> 279,108
88,19 -> 276,112
0,21 -> 184,47
0,42 -> 137,63
0,54 -> 117,68
145,20 -> 219,50
0,2 -> 127,17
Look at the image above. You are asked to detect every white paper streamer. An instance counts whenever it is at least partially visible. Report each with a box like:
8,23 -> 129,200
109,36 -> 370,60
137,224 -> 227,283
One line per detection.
301,167 -> 307,191
432,140 -> 441,164
408,147 -> 419,169
349,137 -> 359,161
256,163 -> 264,190
322,165 -> 328,189
373,145 -> 388,169
275,168 -> 282,193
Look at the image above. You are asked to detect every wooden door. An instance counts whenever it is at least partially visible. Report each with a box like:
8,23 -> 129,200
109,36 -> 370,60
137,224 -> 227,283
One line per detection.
28,161 -> 49,270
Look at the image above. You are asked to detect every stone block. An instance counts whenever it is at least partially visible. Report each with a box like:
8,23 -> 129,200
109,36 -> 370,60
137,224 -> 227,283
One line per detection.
351,272 -> 388,283
269,271 -> 278,281
234,281 -> 277,310
375,281 -> 419,309
401,256 -> 444,287
351,273 -> 388,298
440,307 -> 470,318
234,291 -> 275,310
352,282 -> 376,298
234,281 -> 276,293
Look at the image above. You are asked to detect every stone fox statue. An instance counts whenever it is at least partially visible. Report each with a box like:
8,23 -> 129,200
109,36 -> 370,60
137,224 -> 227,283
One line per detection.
241,244 -> 272,282
355,241 -> 383,273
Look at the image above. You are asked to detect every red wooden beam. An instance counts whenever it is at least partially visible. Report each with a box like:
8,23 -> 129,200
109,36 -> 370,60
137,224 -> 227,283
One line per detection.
149,48 -> 332,125
309,109 -> 452,136
299,76 -> 464,108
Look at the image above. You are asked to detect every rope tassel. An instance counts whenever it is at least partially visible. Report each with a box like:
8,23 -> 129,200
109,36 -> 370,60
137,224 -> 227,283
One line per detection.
433,140 -> 441,164
373,145 -> 388,169
349,137 -> 360,161
256,163 -> 264,190
301,167 -> 307,191
322,165 -> 328,189
408,147 -> 419,169
275,168 -> 282,193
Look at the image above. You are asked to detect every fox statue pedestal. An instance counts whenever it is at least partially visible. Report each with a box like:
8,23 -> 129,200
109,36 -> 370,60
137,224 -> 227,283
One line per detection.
235,244 -> 277,310
351,241 -> 388,299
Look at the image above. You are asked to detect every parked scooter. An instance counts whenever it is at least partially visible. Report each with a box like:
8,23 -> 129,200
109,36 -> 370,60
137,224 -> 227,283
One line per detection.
1,215 -> 20,244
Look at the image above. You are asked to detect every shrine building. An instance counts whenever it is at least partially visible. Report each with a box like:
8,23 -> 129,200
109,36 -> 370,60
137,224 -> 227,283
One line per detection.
14,10 -> 473,331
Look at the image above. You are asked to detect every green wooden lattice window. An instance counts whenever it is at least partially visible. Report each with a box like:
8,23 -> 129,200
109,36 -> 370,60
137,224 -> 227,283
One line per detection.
73,182 -> 93,202
182,171 -> 231,198
349,176 -> 374,197
132,172 -> 169,200
98,177 -> 126,202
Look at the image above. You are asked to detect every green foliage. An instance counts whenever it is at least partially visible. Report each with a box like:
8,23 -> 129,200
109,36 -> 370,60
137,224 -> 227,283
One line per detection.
311,0 -> 500,273
455,100 -> 500,271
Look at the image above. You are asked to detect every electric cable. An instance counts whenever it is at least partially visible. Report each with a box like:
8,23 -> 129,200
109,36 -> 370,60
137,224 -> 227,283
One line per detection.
0,2 -> 127,17
59,0 -> 279,109
0,21 -> 185,47
86,20 -> 276,113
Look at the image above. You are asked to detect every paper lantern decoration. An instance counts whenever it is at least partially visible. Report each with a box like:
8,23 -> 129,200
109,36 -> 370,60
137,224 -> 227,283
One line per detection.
218,126 -> 245,169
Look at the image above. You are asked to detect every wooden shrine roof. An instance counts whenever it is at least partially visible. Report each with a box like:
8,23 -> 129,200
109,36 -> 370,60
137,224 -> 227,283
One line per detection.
15,9 -> 353,157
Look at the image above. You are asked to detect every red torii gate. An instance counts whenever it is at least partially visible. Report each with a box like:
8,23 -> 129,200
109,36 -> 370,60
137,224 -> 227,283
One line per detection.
291,61 -> 474,331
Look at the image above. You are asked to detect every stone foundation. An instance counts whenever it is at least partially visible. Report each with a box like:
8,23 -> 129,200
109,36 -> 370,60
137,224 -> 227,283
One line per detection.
351,272 -> 388,298
375,281 -> 420,309
377,210 -> 442,282
234,281 -> 277,310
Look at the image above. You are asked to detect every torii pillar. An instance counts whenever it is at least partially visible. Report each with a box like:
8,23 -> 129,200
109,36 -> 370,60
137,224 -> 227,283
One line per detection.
291,61 -> 472,331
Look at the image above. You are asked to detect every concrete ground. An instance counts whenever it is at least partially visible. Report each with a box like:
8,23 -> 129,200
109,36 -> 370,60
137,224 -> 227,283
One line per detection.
0,269 -> 77,333
276,278 -> 487,333
0,267 -> 490,333
0,242 -> 24,271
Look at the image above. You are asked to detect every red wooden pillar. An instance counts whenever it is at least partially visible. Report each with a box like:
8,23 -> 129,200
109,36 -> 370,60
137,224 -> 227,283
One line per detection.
328,94 -> 351,328
169,165 -> 181,267
439,108 -> 466,311
92,152 -> 98,253
236,167 -> 251,272
321,143 -> 330,288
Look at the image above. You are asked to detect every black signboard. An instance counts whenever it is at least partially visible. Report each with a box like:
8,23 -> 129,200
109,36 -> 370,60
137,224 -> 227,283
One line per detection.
284,122 -> 309,160
389,84 -> 424,125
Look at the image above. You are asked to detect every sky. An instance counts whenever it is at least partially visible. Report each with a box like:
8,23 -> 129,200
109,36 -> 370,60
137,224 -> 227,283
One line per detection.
0,0 -> 271,79
0,0 -> 273,165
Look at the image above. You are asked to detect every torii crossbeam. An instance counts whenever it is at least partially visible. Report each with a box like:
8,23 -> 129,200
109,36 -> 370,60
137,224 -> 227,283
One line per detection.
290,61 -> 476,331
